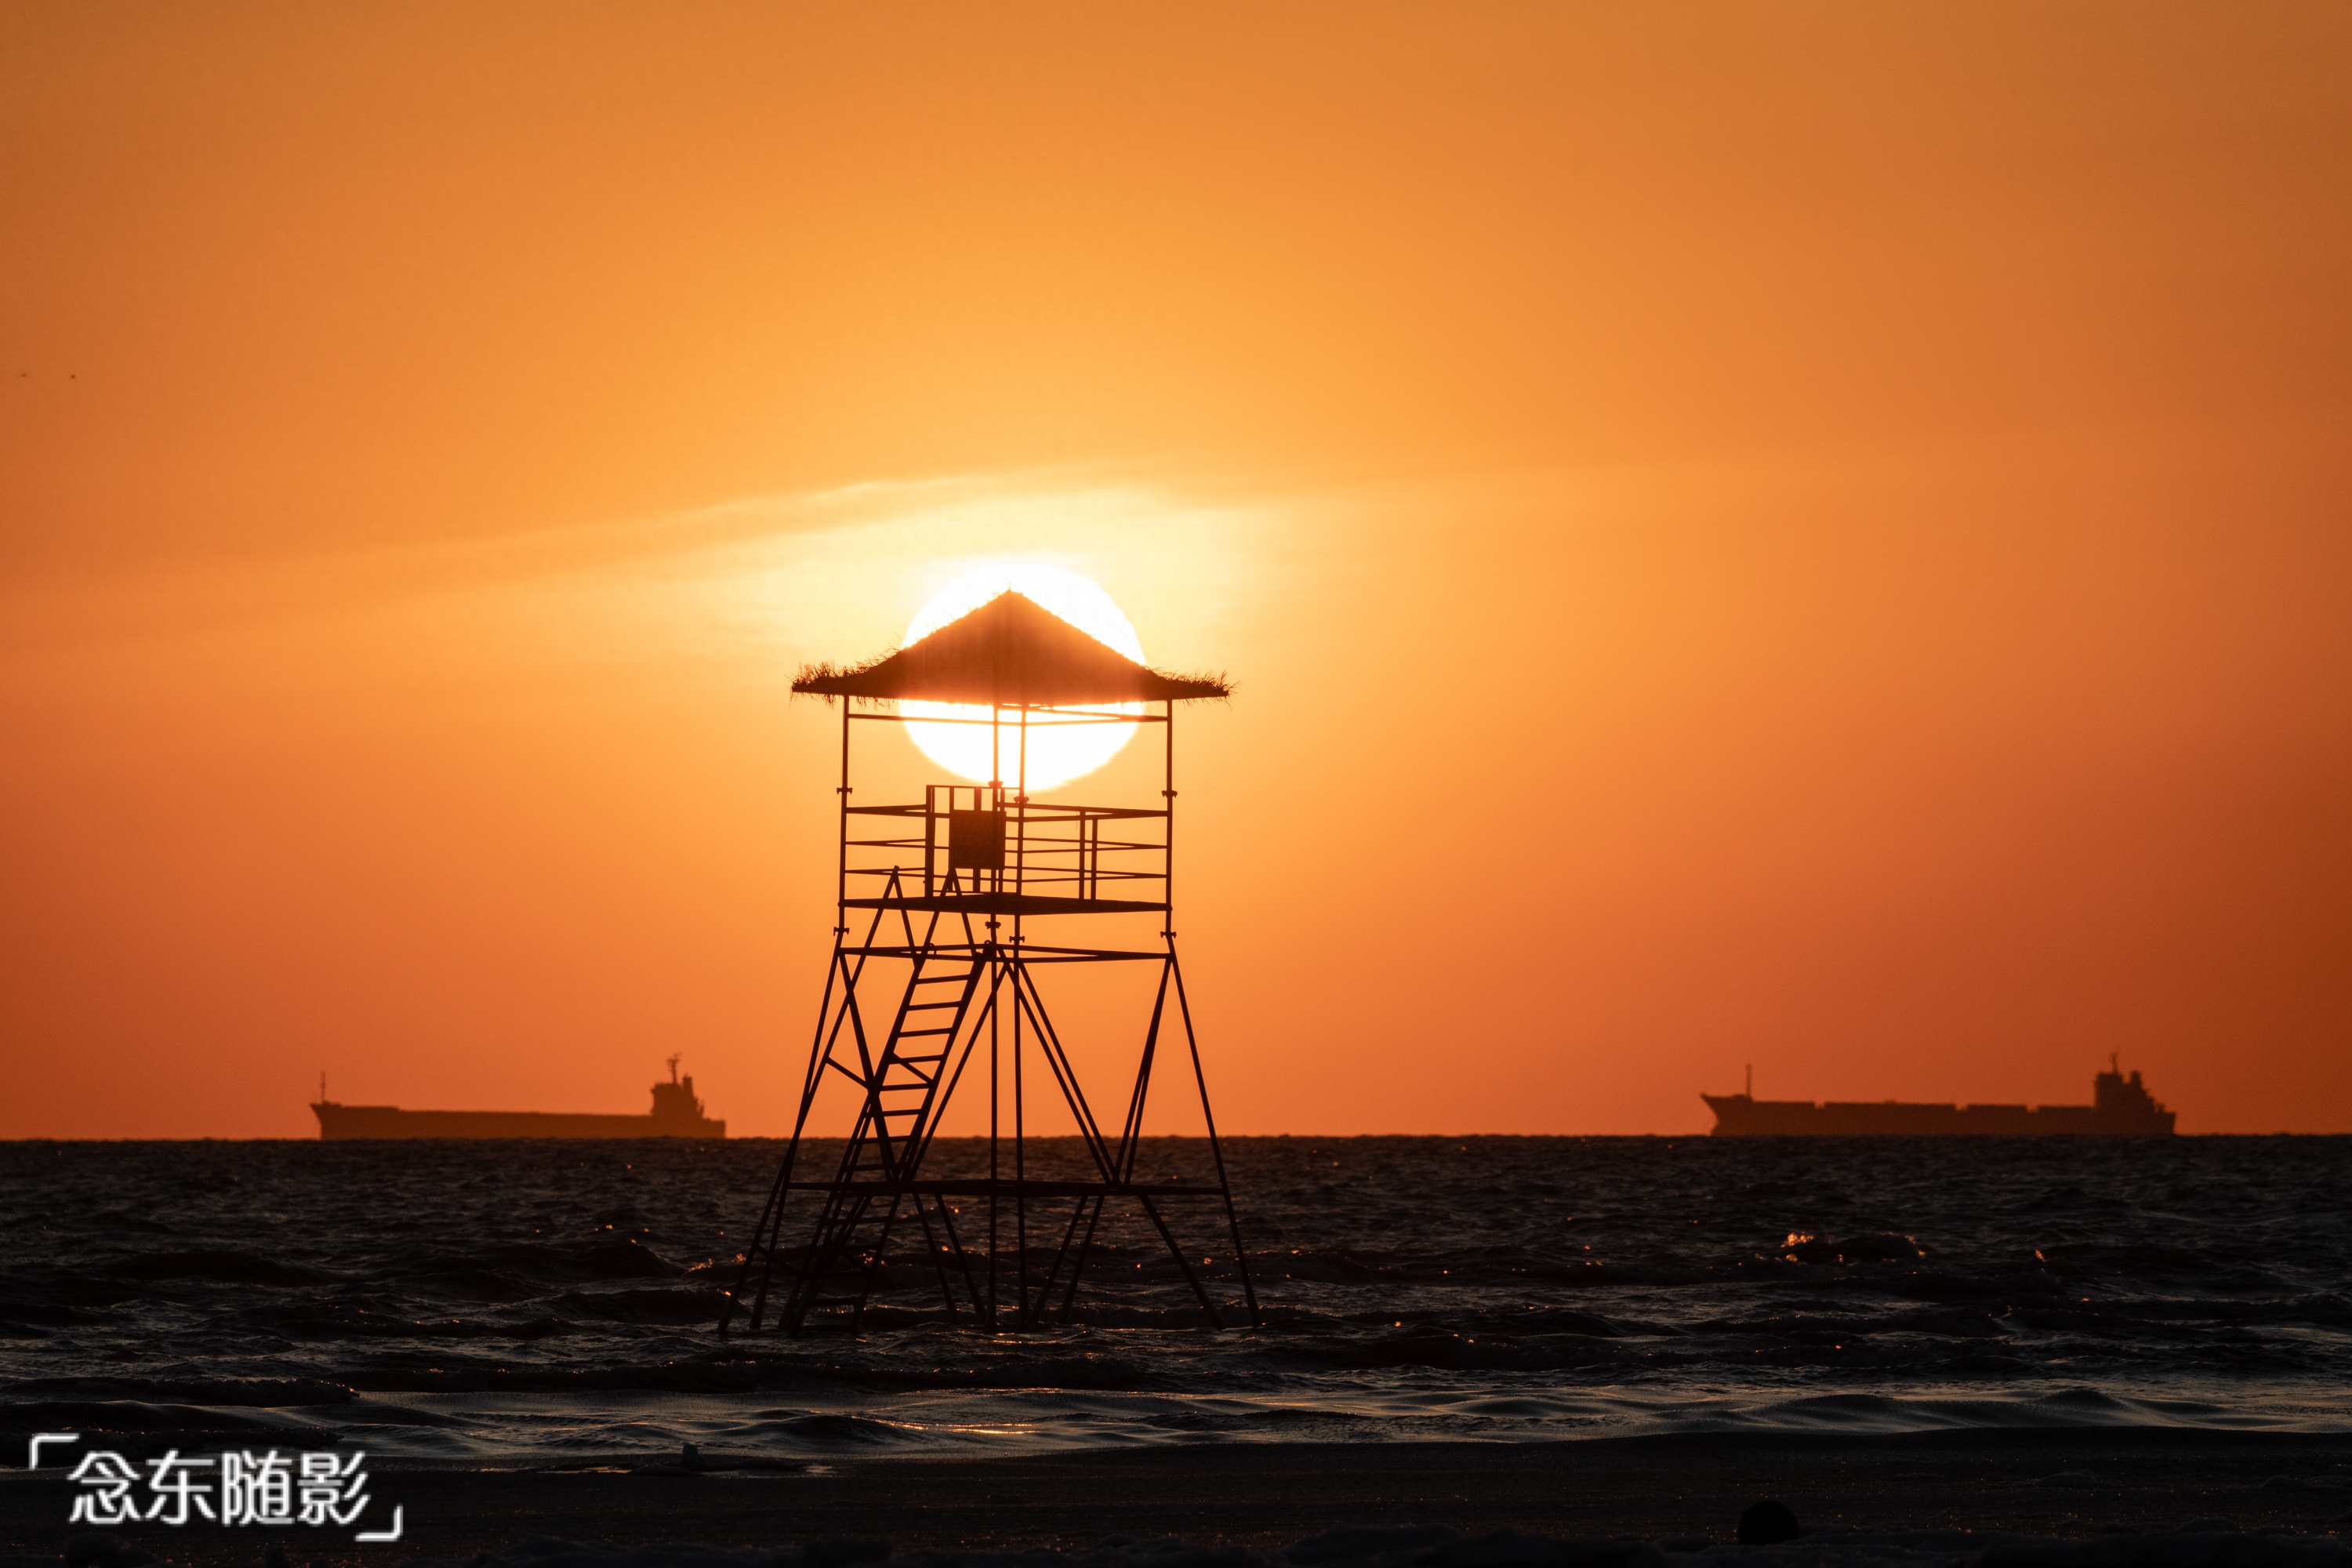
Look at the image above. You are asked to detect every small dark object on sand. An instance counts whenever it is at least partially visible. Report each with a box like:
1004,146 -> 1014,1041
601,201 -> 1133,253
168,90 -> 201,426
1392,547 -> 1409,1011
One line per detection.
1737,1501 -> 1800,1545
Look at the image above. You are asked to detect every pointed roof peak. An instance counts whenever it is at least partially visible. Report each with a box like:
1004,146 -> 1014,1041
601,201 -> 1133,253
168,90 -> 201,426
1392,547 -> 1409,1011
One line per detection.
793,589 -> 1231,706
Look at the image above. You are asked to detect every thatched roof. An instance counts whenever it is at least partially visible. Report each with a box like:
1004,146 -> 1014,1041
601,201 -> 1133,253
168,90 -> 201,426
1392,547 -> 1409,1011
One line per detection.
793,591 -> 1231,705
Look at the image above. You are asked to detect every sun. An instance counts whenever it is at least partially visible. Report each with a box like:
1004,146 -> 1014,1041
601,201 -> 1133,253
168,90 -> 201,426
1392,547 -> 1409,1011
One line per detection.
902,564 -> 1144,790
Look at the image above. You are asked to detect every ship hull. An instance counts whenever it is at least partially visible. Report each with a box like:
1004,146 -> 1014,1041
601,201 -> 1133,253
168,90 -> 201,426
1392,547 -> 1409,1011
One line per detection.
1703,1094 -> 2173,1136
312,1102 -> 724,1140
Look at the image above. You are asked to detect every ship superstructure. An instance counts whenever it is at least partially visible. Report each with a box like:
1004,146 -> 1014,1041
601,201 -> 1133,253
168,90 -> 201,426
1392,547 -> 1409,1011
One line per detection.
1703,1058 -> 2175,1136
311,1055 -> 725,1139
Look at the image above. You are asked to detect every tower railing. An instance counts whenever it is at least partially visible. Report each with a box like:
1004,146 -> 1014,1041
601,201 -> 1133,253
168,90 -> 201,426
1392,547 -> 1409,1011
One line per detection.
843,786 -> 1170,910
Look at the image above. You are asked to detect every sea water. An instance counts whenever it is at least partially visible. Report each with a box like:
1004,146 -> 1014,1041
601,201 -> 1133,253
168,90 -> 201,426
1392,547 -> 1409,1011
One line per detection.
3,1134 -> 2347,1461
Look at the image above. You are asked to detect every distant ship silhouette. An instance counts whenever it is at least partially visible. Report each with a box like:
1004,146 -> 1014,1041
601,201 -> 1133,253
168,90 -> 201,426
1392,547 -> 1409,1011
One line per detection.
1704,1056 -> 2175,1136
311,1055 -> 725,1140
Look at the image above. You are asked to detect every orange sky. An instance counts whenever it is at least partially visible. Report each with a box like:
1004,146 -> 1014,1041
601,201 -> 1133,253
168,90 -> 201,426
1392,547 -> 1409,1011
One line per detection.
4,2 -> 2349,1138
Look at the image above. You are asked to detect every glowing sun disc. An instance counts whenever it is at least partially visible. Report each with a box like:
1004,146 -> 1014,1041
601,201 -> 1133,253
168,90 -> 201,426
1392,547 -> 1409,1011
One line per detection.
902,564 -> 1143,790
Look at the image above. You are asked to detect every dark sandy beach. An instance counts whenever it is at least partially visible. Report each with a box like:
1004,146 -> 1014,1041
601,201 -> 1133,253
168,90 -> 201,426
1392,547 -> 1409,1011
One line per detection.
6,1431 -> 2350,1566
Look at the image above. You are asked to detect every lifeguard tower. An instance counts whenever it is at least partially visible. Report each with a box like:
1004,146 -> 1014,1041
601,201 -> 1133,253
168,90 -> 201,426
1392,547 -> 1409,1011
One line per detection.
717,590 -> 1259,1335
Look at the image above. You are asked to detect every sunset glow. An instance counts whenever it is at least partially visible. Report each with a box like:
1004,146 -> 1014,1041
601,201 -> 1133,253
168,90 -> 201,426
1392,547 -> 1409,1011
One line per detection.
901,564 -> 1146,790
2,5 -> 2347,1139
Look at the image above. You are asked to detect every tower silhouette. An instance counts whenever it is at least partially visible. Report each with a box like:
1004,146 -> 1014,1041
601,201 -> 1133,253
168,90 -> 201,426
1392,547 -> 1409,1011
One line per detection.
717,591 -> 1259,1335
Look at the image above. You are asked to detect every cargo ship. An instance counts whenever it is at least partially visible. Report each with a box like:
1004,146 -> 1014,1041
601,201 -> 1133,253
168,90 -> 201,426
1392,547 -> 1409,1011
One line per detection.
312,1055 -> 725,1139
1703,1057 -> 2175,1136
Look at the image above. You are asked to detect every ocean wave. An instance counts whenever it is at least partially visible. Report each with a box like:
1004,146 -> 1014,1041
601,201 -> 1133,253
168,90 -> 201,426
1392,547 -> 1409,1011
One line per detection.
744,1412 -> 924,1446
101,1248 -> 338,1287
552,1287 -> 728,1324
5,1134 -> 2352,1457
2,1375 -> 354,1405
